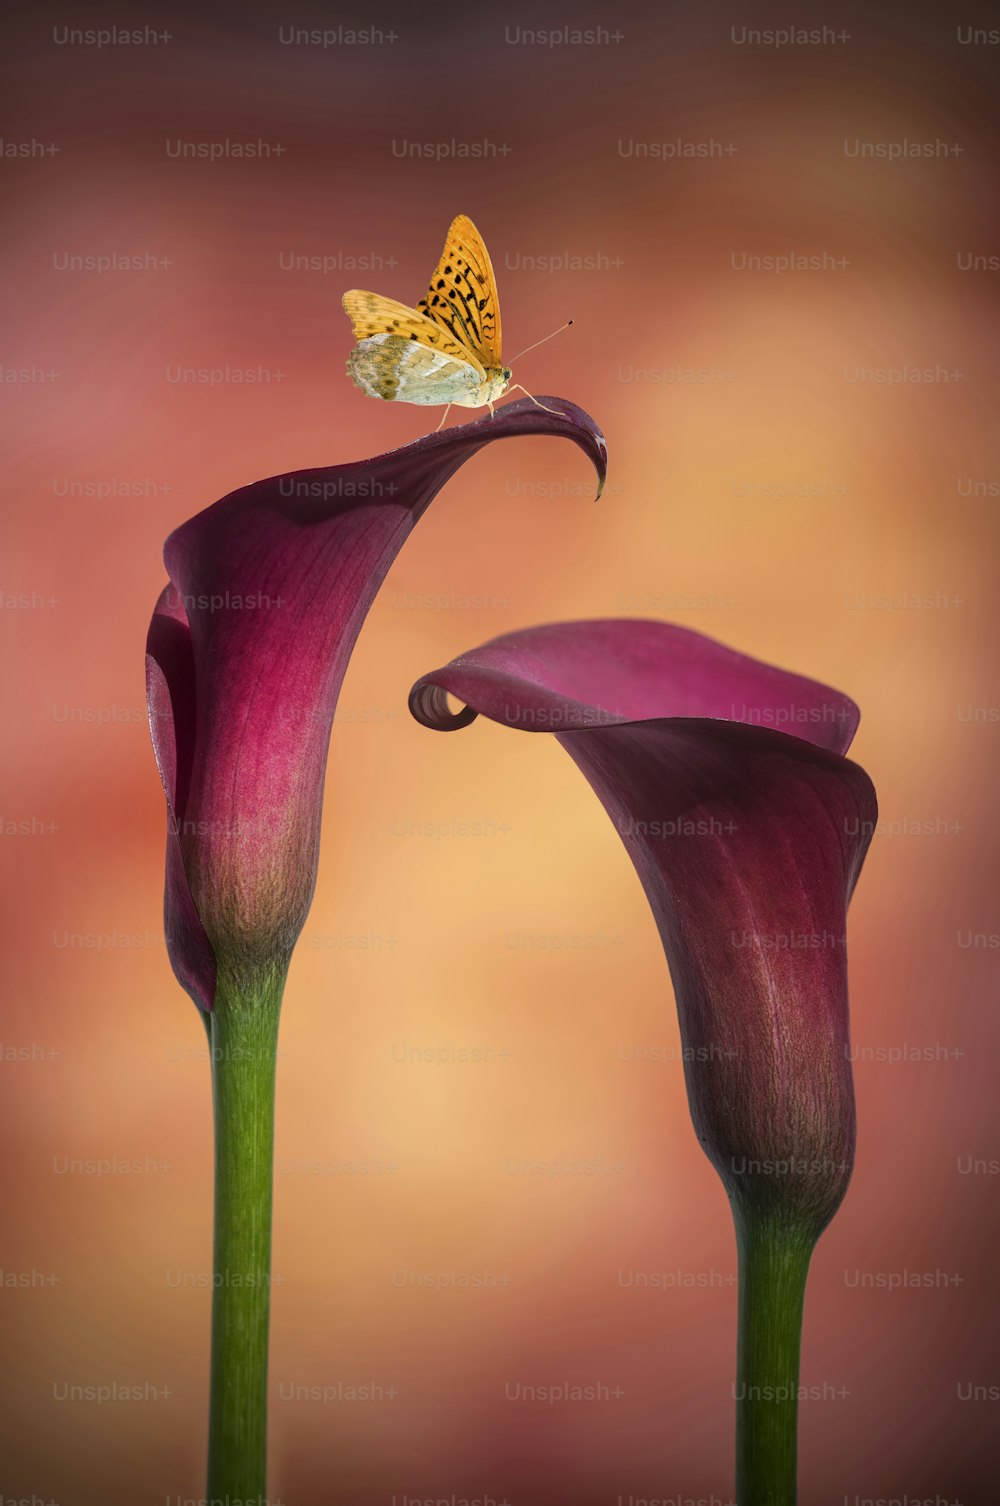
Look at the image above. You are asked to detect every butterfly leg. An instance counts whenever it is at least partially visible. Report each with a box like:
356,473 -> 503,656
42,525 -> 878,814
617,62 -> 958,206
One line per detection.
508,384 -> 563,416
434,404 -> 453,433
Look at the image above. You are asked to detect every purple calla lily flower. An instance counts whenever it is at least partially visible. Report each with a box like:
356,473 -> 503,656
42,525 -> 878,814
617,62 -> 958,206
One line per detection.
144,400 -> 606,1502
409,618 -> 877,1504
146,400 -> 606,1012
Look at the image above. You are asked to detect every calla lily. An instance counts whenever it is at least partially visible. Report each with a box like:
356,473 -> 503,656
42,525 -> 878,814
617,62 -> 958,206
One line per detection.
144,401 -> 606,1501
147,400 -> 606,1012
409,618 -> 877,1506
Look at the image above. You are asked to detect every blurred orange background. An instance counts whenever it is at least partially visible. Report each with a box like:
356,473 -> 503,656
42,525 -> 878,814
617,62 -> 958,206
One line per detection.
1,2 -> 997,1502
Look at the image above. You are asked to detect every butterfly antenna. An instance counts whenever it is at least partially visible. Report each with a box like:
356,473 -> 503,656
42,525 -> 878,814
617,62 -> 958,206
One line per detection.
508,320 -> 574,366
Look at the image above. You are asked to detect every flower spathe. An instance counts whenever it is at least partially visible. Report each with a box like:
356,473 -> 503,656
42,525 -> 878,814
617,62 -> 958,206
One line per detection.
145,401 -> 607,1011
409,618 -> 876,1239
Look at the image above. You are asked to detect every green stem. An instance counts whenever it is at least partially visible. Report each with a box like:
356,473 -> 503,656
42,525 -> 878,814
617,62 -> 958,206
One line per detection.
734,1211 -> 814,1506
207,975 -> 283,1504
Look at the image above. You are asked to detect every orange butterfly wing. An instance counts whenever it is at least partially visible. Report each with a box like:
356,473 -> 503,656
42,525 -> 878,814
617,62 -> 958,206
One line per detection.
415,215 -> 503,369
341,289 -> 486,375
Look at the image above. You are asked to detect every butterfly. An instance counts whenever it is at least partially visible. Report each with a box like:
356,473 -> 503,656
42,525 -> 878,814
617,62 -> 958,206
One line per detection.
343,214 -> 569,429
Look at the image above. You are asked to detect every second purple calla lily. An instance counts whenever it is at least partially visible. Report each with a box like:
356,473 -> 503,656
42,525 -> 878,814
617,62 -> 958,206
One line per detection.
409,618 -> 876,1235
410,619 -> 878,1503
145,400 -> 606,1011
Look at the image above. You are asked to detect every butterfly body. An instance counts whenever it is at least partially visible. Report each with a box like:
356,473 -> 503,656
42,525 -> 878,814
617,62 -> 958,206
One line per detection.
343,215 -> 509,415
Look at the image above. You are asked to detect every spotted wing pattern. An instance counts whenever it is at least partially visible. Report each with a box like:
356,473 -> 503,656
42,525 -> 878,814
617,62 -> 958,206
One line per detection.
415,215 -> 503,369
346,334 -> 484,406
342,290 -> 485,374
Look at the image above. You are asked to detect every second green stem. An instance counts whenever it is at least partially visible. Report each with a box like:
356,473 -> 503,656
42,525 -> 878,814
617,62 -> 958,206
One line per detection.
734,1210 -> 814,1506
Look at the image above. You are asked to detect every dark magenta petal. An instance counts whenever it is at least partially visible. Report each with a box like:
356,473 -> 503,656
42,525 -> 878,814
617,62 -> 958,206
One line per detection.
145,401 -> 606,1010
409,620 -> 876,1237
147,585 -> 217,1011
409,618 -> 859,752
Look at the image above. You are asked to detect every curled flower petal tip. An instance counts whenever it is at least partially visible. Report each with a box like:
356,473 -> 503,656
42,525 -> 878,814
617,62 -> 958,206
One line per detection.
409,617 -> 860,754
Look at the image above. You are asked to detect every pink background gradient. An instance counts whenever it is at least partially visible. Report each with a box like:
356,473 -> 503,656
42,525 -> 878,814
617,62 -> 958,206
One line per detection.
1,3 -> 998,1502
